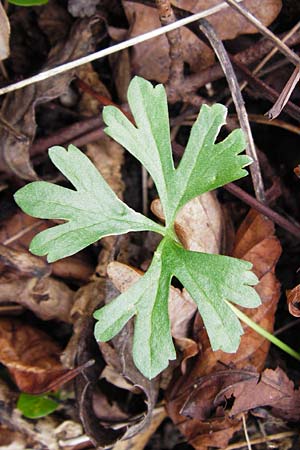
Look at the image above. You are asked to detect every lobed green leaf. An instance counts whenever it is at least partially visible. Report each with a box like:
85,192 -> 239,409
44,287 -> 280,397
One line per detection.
14,76 -> 262,379
103,77 -> 251,225
14,145 -> 164,262
94,238 -> 260,378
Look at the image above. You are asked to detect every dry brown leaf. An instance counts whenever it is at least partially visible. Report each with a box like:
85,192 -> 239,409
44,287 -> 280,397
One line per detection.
121,1 -> 214,83
0,2 -> 10,61
166,210 -> 282,449
0,243 -> 50,278
151,191 -> 223,254
0,211 -> 93,282
0,18 -> 97,179
37,0 -> 72,46
0,318 -> 66,393
182,367 -> 300,423
116,0 -> 281,83
0,271 -> 74,323
286,284 -> 300,317
173,0 -> 282,40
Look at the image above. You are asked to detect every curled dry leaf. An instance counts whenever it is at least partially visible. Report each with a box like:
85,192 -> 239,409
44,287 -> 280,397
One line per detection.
0,243 -> 50,279
166,210 -> 282,449
112,407 -> 167,450
0,275 -> 74,323
286,284 -> 300,317
0,2 -> 10,61
0,18 -> 98,180
0,318 -> 66,393
220,367 -> 300,422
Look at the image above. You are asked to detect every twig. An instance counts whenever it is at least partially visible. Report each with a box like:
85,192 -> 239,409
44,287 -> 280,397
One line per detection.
226,20 -> 300,107
199,19 -> 265,203
244,114 -> 300,135
30,116 -> 103,156
224,183 -> 300,239
225,0 -> 300,119
155,0 -> 184,100
274,318 -> 300,336
242,414 -> 252,450
224,431 -> 298,450
0,1 -> 244,96
182,29 -> 300,96
224,0 -> 300,67
266,66 -> 300,119
231,56 -> 300,123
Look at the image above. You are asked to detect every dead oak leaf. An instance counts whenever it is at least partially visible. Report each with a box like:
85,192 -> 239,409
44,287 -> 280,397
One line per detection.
0,318 -> 66,393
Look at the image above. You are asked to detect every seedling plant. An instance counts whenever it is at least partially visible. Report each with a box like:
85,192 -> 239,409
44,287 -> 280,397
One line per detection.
15,76 -> 300,380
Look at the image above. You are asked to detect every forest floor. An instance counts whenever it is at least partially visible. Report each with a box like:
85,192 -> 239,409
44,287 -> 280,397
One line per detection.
0,0 -> 300,449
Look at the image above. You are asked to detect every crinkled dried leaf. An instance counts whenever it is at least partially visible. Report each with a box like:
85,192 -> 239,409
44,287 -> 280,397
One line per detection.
0,318 -> 66,393
287,284 -> 300,317
0,273 -> 74,323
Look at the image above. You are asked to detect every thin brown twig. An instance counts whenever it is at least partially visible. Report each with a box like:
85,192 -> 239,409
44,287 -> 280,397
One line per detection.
231,56 -> 300,123
224,0 -> 300,67
226,20 -> 300,108
224,183 -> 300,239
242,414 -> 252,450
30,116 -> 103,156
155,0 -> 184,99
266,66 -> 300,119
224,431 -> 298,450
199,19 -> 265,203
182,29 -> 300,97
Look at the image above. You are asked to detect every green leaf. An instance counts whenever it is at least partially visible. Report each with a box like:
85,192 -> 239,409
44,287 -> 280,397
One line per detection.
17,393 -> 59,419
14,144 -> 164,262
103,77 -> 175,224
103,77 -> 251,225
14,76 -> 266,379
94,241 -> 176,379
8,0 -> 48,5
169,104 -> 250,219
165,240 -> 260,352
94,238 -> 260,378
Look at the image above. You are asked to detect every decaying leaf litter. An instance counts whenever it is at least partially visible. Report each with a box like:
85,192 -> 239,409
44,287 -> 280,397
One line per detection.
1,0 -> 300,449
